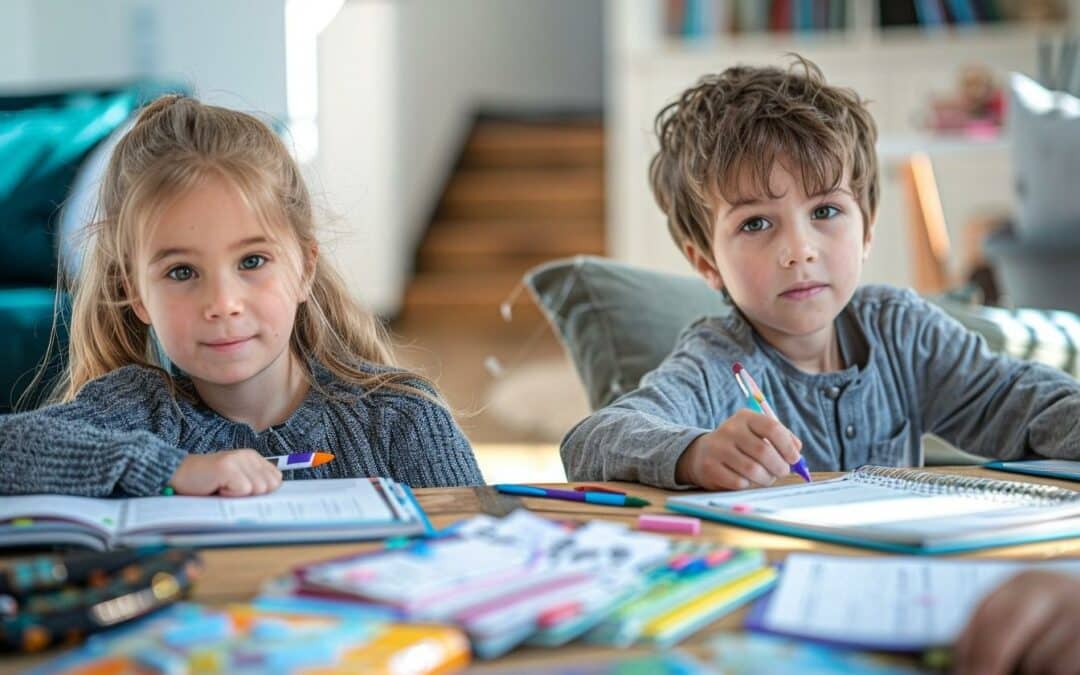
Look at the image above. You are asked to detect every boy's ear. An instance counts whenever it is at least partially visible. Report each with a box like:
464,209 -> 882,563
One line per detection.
683,241 -> 724,291
862,213 -> 877,260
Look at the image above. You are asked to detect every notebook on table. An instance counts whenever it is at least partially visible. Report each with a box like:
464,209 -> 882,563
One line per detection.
667,465 -> 1080,554
984,459 -> 1080,482
0,477 -> 432,551
746,553 -> 1080,652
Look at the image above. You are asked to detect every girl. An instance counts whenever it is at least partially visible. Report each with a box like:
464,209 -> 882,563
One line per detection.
0,95 -> 484,497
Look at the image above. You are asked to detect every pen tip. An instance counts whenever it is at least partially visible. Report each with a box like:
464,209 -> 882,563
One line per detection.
732,362 -> 745,375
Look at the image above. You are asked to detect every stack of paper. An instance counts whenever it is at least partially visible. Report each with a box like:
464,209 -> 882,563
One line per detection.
290,510 -> 775,659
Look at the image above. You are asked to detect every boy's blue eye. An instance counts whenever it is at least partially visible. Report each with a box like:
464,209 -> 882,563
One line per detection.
812,205 -> 840,220
240,255 -> 266,270
740,217 -> 770,233
166,266 -> 193,281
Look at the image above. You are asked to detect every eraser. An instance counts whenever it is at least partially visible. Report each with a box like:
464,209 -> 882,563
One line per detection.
638,513 -> 701,536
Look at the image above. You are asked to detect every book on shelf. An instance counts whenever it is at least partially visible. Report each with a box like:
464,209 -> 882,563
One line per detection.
664,0 -> 848,36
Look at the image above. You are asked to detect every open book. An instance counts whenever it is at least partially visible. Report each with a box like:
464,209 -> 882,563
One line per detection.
668,466 -> 1080,554
0,478 -> 432,551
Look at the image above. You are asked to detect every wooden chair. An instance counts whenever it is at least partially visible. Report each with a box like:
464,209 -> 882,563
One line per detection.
897,152 -> 953,295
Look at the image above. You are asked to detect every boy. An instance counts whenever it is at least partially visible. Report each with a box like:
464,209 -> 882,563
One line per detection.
561,57 -> 1080,490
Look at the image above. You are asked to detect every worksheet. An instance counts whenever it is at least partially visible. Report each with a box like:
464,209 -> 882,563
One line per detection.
752,554 -> 1080,650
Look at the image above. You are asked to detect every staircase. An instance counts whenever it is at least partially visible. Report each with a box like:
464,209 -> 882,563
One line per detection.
400,117 -> 605,331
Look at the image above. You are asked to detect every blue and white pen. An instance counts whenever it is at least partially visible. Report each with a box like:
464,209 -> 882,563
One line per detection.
732,362 -> 812,482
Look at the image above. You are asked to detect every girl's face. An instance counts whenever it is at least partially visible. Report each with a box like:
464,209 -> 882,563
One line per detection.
130,176 -> 310,389
685,161 -> 873,352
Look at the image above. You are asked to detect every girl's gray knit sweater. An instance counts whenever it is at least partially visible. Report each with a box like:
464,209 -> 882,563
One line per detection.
0,362 -> 484,496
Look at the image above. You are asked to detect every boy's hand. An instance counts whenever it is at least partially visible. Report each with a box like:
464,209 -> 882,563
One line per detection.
169,450 -> 283,497
675,408 -> 803,489
953,570 -> 1080,675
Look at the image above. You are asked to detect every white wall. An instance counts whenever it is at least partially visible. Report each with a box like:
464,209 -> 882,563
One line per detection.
0,0 -> 287,120
317,2 -> 403,318
0,0 -> 37,87
396,0 -> 605,275
317,0 -> 605,315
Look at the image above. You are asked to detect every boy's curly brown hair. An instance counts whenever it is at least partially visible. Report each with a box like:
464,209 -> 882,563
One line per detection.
648,55 -> 878,262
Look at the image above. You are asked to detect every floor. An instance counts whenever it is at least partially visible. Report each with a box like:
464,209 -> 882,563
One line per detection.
390,316 -> 579,484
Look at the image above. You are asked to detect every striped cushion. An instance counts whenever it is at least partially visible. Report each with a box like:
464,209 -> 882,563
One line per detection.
934,296 -> 1080,378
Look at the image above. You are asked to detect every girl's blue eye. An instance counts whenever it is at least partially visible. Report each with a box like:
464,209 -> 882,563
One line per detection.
167,266 -> 193,281
240,255 -> 266,270
740,217 -> 770,233
812,205 -> 840,220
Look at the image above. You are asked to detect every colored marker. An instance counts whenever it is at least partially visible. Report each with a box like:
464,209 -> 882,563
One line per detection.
494,484 -> 650,507
732,363 -> 812,482
266,452 -> 335,471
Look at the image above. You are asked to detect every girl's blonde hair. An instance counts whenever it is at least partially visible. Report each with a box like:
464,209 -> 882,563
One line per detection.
49,94 -> 430,404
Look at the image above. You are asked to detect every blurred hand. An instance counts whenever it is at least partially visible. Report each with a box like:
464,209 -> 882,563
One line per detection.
674,408 -> 803,489
953,570 -> 1080,675
169,449 -> 283,497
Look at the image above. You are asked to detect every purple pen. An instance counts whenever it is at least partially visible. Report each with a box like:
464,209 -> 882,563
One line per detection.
732,362 -> 812,482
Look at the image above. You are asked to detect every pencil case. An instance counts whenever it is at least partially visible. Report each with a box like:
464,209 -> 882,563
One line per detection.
0,547 -> 201,652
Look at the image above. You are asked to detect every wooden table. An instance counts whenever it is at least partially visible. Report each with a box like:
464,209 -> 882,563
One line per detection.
9,467 -> 1080,672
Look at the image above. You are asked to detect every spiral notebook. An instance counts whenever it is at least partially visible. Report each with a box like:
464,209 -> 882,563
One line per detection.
667,466 -> 1080,554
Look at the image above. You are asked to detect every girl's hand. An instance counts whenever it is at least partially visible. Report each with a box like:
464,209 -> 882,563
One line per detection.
169,450 -> 283,497
953,570 -> 1080,675
675,408 -> 803,489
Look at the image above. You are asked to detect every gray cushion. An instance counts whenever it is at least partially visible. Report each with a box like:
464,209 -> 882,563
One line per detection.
526,256 -> 1080,413
525,256 -> 729,411
1008,72 -> 1080,237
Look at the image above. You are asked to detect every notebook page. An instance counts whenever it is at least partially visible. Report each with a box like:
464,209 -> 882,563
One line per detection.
0,494 -> 122,536
758,554 -> 1080,650
701,477 -> 1006,527
119,478 -> 400,534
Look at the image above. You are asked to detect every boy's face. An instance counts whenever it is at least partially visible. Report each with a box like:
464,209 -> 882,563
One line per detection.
130,176 -> 311,390
685,161 -> 873,349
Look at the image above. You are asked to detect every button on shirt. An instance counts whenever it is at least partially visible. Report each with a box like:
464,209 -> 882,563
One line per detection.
560,285 -> 1080,489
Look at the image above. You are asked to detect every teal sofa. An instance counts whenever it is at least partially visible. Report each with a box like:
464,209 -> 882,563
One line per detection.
0,83 -> 178,411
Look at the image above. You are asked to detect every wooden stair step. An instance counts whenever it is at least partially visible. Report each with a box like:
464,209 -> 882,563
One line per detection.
440,168 -> 604,221
403,271 -> 530,308
418,251 -> 586,275
399,271 -> 548,330
461,120 -> 604,168
418,220 -> 601,273
421,220 -> 603,256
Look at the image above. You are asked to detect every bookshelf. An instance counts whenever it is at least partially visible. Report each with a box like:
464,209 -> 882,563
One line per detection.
605,0 -> 1078,288
654,1 -> 1070,41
